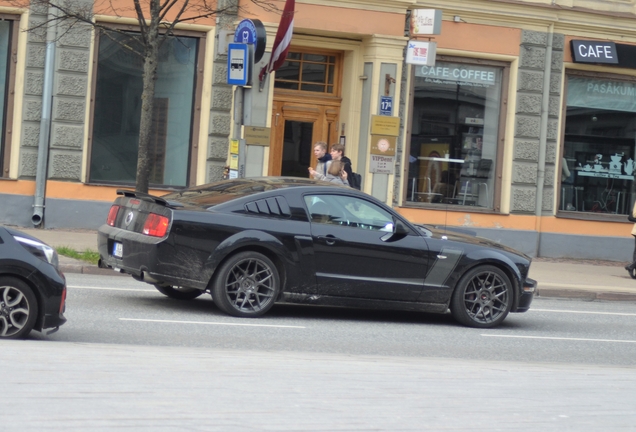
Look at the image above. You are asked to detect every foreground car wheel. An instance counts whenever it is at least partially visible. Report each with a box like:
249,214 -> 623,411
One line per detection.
212,251 -> 280,317
154,284 -> 203,300
0,277 -> 38,339
450,265 -> 513,328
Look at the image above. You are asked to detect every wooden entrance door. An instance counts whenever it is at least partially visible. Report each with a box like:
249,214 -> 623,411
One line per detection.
268,97 -> 340,177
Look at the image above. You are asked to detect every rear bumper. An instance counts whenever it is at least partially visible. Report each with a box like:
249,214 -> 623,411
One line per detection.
515,277 -> 536,313
98,226 -> 206,289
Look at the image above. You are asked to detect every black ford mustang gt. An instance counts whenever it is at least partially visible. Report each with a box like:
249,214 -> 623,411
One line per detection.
98,177 -> 536,328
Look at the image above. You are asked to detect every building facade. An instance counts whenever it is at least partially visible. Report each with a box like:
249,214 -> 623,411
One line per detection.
0,0 -> 635,261
393,0 -> 636,260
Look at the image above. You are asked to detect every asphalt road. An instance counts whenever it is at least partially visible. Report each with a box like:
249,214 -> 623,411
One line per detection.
2,273 -> 636,431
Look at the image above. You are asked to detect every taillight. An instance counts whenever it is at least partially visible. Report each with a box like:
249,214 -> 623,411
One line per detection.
107,205 -> 120,226
143,213 -> 169,237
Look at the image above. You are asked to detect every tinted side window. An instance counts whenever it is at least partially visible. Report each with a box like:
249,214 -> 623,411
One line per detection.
304,195 -> 393,231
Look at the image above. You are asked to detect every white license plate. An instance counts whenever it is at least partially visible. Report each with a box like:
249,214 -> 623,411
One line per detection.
112,242 -> 123,258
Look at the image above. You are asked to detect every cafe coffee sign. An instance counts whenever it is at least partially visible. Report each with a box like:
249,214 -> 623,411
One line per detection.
416,63 -> 498,87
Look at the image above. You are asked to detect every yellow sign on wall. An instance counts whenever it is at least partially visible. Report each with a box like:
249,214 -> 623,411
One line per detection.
229,154 -> 239,170
244,126 -> 271,146
230,139 -> 239,154
370,116 -> 400,137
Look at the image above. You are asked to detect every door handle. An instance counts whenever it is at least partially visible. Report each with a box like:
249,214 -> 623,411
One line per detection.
317,235 -> 338,246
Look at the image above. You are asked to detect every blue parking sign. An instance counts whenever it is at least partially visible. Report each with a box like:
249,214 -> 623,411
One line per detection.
380,96 -> 393,116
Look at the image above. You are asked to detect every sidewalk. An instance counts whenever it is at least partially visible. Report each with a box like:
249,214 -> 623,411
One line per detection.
12,226 -> 636,302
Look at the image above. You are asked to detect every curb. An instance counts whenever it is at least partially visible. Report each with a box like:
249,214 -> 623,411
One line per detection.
536,288 -> 636,302
60,264 -> 128,277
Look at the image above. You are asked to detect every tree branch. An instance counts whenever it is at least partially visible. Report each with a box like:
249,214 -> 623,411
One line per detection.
132,0 -> 149,45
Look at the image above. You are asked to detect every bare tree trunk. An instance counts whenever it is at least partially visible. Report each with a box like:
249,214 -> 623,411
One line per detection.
135,0 -> 161,194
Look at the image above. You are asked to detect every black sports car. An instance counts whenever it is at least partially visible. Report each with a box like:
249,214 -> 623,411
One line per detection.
0,226 -> 67,338
97,178 -> 536,328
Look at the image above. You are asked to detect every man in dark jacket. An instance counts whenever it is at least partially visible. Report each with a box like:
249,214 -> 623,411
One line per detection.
330,143 -> 353,181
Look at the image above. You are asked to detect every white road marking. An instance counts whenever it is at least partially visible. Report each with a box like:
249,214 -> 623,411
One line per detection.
482,334 -> 636,344
68,285 -> 155,292
120,318 -> 305,329
531,308 -> 636,317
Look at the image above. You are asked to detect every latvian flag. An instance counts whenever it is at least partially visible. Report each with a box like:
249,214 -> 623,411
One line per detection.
259,0 -> 295,85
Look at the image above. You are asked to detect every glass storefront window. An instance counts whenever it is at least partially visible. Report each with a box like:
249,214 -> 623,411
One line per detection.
406,61 -> 504,209
561,75 -> 636,215
89,32 -> 198,187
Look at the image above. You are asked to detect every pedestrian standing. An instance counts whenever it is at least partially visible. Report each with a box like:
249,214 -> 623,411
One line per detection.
626,200 -> 636,279
308,141 -> 332,179
309,160 -> 349,186
329,143 -> 353,180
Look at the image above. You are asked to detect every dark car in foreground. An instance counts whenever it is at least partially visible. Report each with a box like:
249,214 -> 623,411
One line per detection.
98,178 -> 536,328
0,226 -> 67,338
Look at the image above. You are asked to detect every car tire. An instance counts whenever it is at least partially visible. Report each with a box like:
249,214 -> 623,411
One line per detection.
154,284 -> 204,300
450,265 -> 513,328
0,276 -> 38,339
212,251 -> 280,318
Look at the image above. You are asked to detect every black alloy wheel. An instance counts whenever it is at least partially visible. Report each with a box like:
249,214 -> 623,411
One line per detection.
0,277 -> 38,339
212,251 -> 280,318
450,265 -> 513,328
154,284 -> 204,300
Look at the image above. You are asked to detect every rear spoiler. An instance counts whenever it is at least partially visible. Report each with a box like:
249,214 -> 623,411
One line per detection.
116,189 -> 183,208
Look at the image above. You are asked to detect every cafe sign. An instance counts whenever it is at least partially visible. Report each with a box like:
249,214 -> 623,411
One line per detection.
571,40 -> 618,65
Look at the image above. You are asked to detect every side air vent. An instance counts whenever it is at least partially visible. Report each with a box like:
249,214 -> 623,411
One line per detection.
244,196 -> 291,217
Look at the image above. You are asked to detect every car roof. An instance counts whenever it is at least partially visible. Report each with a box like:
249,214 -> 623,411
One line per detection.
160,177 -> 355,208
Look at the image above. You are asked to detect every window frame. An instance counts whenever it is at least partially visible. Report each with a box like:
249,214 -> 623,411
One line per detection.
274,47 -> 344,99
0,15 -> 19,179
86,24 -> 205,189
402,55 -> 510,213
557,69 -> 636,223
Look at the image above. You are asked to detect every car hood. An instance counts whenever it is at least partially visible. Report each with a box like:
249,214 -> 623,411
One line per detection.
415,224 -> 531,260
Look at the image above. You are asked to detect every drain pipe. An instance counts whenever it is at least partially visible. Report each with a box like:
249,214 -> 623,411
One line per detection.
32,7 -> 57,226
534,24 -> 554,256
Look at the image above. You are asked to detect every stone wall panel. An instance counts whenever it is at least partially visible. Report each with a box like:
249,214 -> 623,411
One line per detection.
520,46 -> 546,70
516,94 -> 542,115
51,124 -> 84,148
26,45 -> 46,68
21,124 -> 41,147
19,150 -> 38,177
512,187 -> 536,212
209,111 -> 231,136
513,162 -> 538,184
53,98 -> 86,122
23,99 -> 42,122
24,71 -> 44,96
212,86 -> 233,110
517,70 -> 544,93
49,152 -> 82,180
57,75 -> 87,97
516,116 -> 542,139
514,139 -> 540,161
58,49 -> 90,73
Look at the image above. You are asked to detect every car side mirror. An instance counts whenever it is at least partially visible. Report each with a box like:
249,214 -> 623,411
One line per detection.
381,220 -> 409,242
